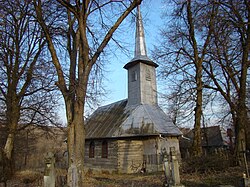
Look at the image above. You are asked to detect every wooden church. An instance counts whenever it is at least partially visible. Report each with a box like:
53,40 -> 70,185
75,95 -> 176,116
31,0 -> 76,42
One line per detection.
84,6 -> 182,174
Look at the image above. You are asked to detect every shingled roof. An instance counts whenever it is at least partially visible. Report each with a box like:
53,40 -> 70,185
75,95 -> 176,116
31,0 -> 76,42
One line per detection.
180,125 -> 228,148
85,99 -> 182,139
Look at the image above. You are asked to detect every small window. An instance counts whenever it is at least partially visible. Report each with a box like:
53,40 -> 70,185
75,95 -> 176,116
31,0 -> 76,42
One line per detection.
102,140 -> 108,158
89,141 -> 95,158
146,68 -> 151,81
131,71 -> 137,82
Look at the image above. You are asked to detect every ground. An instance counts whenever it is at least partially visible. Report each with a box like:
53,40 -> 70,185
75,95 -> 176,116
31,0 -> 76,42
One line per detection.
0,166 -> 245,187
83,167 -> 243,187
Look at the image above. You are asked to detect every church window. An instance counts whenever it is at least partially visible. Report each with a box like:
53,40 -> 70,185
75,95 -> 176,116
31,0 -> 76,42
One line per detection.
102,140 -> 108,158
131,70 -> 137,82
146,68 -> 151,81
89,141 -> 95,158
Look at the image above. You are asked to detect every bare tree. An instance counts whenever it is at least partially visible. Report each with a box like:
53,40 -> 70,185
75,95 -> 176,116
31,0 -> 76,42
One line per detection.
0,0 -> 59,173
156,0 -> 249,164
203,0 -> 250,164
154,0 -> 217,156
158,84 -> 196,127
33,0 -> 142,186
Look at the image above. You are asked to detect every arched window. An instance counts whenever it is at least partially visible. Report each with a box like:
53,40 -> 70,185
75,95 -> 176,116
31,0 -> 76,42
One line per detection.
102,140 -> 108,158
89,141 -> 95,158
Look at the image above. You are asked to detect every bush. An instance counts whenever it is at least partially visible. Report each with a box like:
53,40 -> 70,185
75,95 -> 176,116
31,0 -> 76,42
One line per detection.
182,154 -> 231,173
15,170 -> 42,184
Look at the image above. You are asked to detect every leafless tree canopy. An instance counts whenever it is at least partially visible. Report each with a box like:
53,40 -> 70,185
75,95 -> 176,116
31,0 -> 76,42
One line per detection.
33,1 -> 142,186
0,0 -> 60,166
154,0 -> 249,161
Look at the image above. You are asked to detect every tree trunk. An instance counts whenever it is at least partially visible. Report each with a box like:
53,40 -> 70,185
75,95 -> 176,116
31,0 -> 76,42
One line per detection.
192,59 -> 203,157
64,84 -> 86,187
234,90 -> 247,165
4,99 -> 20,157
234,4 -> 250,163
186,0 -> 203,157
67,117 -> 85,187
234,47 -> 249,165
4,128 -> 16,160
235,113 -> 246,166
33,1 -> 142,186
3,100 -> 20,179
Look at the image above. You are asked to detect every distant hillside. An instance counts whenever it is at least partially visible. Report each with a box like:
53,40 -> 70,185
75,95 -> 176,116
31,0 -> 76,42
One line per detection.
0,124 -> 67,171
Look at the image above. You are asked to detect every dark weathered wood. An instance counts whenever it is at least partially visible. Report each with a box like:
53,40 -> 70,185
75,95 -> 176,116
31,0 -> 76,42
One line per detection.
84,140 -> 118,172
84,137 -> 181,173
117,140 -> 143,173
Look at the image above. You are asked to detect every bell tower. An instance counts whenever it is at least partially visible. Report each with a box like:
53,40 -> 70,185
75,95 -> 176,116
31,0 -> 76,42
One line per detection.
124,6 -> 158,106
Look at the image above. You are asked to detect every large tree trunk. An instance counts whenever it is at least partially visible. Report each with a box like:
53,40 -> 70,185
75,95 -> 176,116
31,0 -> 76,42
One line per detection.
3,122 -> 17,178
4,99 -> 20,157
3,99 -> 20,178
67,116 -> 85,187
234,42 -> 249,165
4,125 -> 17,160
64,78 -> 87,187
186,0 -> 203,157
192,59 -> 203,157
33,1 -> 142,186
235,112 -> 246,165
234,3 -> 250,163
234,89 -> 248,165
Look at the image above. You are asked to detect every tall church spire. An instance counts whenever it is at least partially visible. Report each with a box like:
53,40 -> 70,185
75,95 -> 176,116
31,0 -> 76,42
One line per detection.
124,5 -> 158,106
134,5 -> 149,61
124,5 -> 157,69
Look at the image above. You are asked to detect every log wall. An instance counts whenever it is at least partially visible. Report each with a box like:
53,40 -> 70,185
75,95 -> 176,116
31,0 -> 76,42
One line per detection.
117,140 -> 143,173
84,137 -> 181,174
84,140 -> 118,173
143,137 -> 180,172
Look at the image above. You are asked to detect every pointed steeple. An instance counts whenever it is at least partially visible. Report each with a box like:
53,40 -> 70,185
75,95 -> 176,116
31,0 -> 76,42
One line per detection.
124,5 -> 158,69
134,5 -> 149,60
124,5 -> 158,106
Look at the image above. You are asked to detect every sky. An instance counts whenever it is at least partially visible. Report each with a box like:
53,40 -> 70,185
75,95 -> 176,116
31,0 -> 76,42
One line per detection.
59,1 -> 165,123
58,1 -> 229,128
102,1 -> 165,105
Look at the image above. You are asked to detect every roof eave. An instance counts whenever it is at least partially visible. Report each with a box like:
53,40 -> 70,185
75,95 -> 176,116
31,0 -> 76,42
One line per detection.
86,133 -> 181,140
124,59 -> 158,70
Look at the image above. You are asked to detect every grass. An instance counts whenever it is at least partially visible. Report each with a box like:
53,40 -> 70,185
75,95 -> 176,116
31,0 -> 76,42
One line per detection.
84,172 -> 164,187
181,167 -> 243,187
82,166 -> 243,187
0,167 -> 244,187
1,158 -> 247,187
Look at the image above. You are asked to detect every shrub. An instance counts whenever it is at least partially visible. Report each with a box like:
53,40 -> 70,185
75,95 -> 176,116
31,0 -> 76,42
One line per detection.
15,170 -> 42,184
182,154 -> 231,173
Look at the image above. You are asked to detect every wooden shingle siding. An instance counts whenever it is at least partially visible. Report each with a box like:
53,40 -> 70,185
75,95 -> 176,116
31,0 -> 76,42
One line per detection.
117,140 -> 143,173
84,140 -> 118,173
143,154 -> 162,165
84,137 -> 181,173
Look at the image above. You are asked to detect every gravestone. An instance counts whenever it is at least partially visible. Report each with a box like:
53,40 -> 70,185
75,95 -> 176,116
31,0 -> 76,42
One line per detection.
44,152 -> 56,187
170,147 -> 181,186
163,147 -> 184,187
242,173 -> 250,187
162,148 -> 171,185
67,164 -> 78,187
